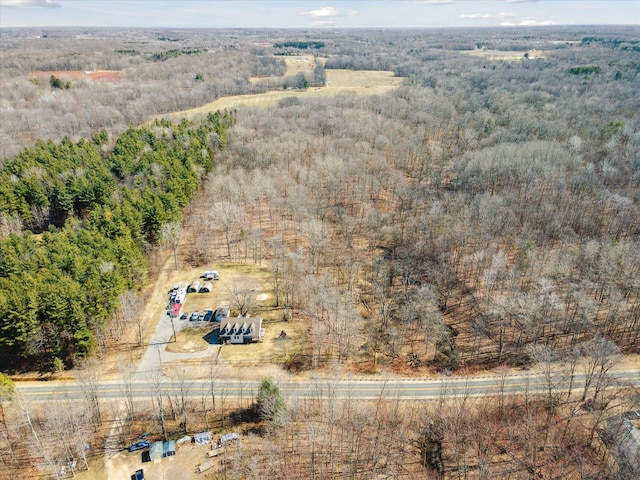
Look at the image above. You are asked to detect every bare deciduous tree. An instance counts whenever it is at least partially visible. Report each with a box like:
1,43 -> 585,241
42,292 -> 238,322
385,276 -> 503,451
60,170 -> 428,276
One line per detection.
580,335 -> 622,404
160,221 -> 182,270
226,281 -> 258,317
209,201 -> 244,258
76,358 -> 102,426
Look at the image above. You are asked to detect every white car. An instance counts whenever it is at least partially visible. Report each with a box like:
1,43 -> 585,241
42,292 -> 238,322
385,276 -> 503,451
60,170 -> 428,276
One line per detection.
203,270 -> 219,280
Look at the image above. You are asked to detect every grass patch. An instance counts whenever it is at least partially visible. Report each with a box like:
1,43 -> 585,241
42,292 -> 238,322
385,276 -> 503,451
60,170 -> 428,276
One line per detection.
166,325 -> 213,353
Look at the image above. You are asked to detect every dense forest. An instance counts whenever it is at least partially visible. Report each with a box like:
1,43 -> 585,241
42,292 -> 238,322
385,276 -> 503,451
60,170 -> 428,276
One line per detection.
0,112 -> 234,370
0,25 -> 638,479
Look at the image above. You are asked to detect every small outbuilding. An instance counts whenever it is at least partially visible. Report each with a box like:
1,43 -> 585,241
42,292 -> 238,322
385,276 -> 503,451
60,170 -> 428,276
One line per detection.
149,441 -> 163,462
187,280 -> 201,293
603,415 -> 640,477
163,440 -> 176,458
199,282 -> 213,293
193,431 -> 212,445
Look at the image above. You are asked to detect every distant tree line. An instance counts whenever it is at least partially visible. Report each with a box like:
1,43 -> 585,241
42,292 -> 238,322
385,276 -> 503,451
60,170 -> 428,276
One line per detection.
149,47 -> 207,62
0,111 -> 234,371
273,41 -> 325,50
569,65 -> 602,75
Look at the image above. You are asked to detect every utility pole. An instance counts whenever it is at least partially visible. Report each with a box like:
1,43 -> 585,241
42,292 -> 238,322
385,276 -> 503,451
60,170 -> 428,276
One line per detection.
157,345 -> 163,375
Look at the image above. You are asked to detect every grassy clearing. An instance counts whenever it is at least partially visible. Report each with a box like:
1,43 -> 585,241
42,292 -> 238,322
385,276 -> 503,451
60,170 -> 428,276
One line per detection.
162,69 -> 403,120
250,55 -> 325,83
460,49 -> 547,61
165,325 -> 212,353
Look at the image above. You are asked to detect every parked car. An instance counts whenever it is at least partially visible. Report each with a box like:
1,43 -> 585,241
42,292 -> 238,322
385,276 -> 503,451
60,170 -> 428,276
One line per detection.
128,441 -> 149,452
198,311 -> 206,321
214,305 -> 230,322
190,311 -> 199,321
131,469 -> 145,480
203,309 -> 213,322
180,312 -> 189,320
203,270 -> 219,280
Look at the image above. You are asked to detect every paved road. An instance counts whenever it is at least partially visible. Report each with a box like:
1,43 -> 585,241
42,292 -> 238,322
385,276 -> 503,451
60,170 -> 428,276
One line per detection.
15,370 -> 639,402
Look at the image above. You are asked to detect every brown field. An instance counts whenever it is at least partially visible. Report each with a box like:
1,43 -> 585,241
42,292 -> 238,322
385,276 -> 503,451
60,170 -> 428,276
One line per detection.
250,54 -> 327,83
27,69 -> 121,80
163,69 -> 402,119
282,54 -> 325,74
158,54 -> 401,120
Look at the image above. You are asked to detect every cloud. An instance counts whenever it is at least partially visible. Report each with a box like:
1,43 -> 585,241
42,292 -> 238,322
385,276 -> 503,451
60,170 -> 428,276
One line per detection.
460,12 -> 516,19
300,6 -> 356,18
0,0 -> 61,7
416,0 -> 454,4
300,7 -> 358,19
303,6 -> 338,17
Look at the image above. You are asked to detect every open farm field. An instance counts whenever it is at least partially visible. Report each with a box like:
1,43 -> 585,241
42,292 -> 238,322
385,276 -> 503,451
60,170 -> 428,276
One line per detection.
460,48 -> 547,61
282,54 -> 325,74
250,54 -> 325,83
163,68 -> 402,119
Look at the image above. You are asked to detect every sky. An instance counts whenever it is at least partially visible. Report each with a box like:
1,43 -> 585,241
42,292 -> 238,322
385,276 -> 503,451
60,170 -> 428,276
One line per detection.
0,0 -> 638,29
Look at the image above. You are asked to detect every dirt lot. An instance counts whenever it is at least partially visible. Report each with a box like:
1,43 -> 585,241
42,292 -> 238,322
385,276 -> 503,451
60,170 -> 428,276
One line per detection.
78,435 -> 247,480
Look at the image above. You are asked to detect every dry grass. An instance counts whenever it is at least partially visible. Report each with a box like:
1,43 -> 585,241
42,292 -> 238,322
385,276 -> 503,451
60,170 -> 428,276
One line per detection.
460,49 -> 547,61
282,55 -> 323,74
250,55 -> 325,83
165,325 -> 212,353
162,68 -> 402,119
